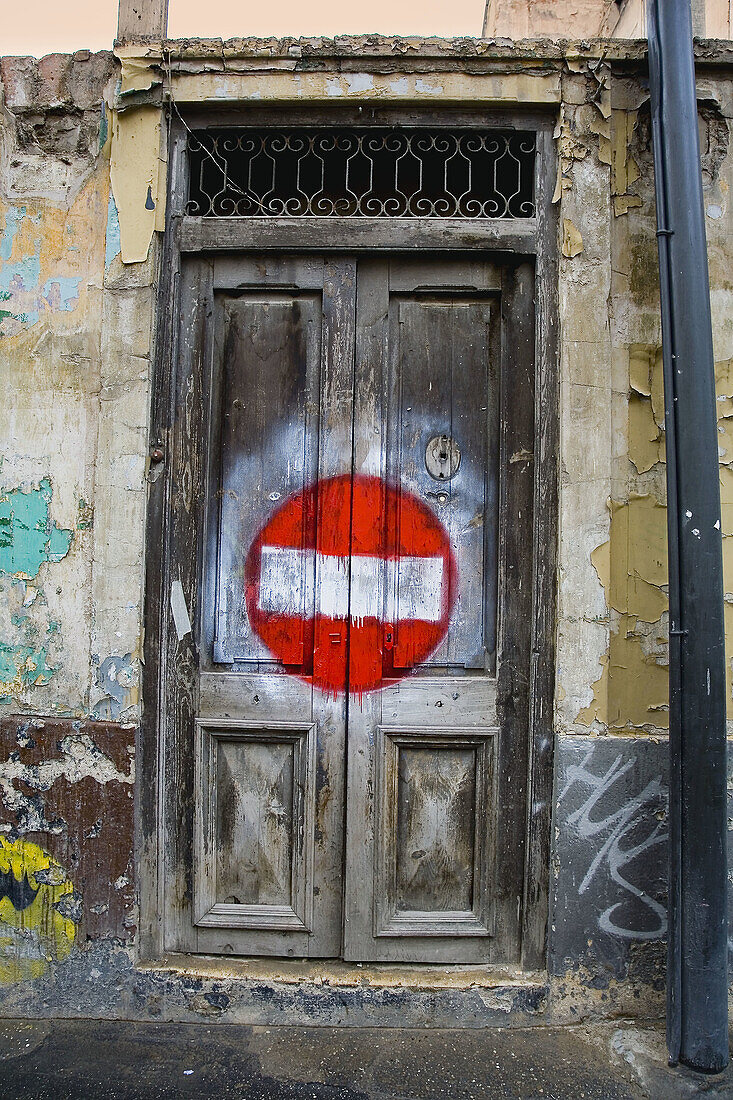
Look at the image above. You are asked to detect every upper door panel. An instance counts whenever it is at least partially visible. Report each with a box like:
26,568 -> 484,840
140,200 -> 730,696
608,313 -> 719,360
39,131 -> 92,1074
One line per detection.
386,287 -> 499,673
214,289 -> 323,666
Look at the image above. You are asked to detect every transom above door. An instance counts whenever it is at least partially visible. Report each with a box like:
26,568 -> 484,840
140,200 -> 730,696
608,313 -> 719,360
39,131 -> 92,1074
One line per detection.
164,252 -> 536,965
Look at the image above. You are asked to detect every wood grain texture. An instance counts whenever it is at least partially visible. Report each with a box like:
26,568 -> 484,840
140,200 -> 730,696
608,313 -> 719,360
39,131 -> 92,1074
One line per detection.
521,125 -> 560,971
344,257 -> 512,964
180,218 -> 537,255
213,291 -> 321,664
143,113 -> 557,974
194,721 -> 315,932
195,256 -> 353,958
139,124 -> 187,960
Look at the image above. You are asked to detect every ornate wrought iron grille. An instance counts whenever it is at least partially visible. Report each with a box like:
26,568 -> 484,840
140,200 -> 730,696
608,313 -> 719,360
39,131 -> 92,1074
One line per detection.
186,128 -> 536,219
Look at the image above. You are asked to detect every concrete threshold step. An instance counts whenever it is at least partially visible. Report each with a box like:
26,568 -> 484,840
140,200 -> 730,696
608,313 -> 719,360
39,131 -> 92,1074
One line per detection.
137,954 -> 550,1027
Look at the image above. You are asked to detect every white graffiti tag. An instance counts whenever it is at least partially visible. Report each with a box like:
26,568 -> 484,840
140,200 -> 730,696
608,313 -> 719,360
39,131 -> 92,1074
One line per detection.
559,749 -> 667,940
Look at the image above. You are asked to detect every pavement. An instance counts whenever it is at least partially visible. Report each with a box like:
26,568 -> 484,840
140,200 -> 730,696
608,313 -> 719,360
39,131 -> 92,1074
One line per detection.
0,1018 -> 731,1100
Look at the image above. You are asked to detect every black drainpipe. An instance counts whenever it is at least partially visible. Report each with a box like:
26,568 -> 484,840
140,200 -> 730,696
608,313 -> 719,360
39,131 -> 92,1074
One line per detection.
647,0 -> 728,1073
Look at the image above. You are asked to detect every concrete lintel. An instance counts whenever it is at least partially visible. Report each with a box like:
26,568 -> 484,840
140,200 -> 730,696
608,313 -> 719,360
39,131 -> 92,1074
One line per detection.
166,69 -> 563,108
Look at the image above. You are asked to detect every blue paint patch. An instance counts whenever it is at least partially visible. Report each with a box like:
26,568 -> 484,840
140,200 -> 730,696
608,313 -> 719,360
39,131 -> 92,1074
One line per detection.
0,478 -> 73,579
0,248 -> 42,298
92,653 -> 135,720
0,207 -> 25,262
42,276 -> 81,313
0,206 -> 81,334
0,219 -> 42,329
104,194 -> 121,270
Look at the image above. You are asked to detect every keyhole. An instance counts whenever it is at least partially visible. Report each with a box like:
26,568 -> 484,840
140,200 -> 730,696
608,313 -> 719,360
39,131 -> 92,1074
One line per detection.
426,434 -> 461,481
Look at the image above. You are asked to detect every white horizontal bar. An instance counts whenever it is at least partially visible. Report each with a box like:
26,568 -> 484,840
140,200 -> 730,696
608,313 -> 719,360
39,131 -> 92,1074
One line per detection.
258,546 -> 444,623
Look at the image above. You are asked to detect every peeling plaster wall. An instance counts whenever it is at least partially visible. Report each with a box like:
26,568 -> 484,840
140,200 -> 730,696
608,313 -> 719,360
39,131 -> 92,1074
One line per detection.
552,55 -> 733,995
1,35 -> 733,1022
555,61 -> 733,739
0,52 -> 157,721
0,52 -> 158,996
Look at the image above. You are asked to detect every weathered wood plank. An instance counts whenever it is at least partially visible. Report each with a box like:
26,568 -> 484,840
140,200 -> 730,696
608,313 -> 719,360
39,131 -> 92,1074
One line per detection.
194,721 -> 315,934
162,256 -> 214,954
199,672 -> 312,720
180,217 -> 537,255
117,0 -> 168,40
139,124 -> 187,961
521,125 -> 560,972
380,677 -> 498,724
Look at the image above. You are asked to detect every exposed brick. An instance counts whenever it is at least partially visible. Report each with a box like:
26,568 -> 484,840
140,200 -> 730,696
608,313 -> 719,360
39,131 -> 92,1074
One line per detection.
0,55 -> 39,110
37,53 -> 71,106
1,51 -> 114,114
0,717 -> 136,944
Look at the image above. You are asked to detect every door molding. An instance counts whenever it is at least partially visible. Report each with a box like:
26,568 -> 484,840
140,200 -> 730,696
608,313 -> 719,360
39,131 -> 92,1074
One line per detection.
139,108 -> 559,974
194,719 -> 317,933
374,725 -> 499,940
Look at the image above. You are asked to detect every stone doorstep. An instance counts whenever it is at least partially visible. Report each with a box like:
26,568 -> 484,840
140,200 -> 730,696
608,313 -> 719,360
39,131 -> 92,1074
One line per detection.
141,952 -> 548,992
133,953 -> 551,1028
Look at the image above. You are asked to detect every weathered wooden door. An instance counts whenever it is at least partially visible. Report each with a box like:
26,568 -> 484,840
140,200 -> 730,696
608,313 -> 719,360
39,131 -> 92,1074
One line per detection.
343,259 -> 533,963
168,253 -> 534,964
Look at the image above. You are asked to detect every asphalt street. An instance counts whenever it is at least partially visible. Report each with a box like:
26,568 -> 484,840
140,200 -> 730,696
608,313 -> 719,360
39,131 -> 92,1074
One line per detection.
0,1018 -> 732,1099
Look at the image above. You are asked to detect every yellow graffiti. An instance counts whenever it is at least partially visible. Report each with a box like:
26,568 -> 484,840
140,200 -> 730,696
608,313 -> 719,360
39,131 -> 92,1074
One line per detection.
0,837 -> 76,983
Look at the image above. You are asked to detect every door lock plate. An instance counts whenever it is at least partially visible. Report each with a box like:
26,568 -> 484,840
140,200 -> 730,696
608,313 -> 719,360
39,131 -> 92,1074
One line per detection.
425,434 -> 461,481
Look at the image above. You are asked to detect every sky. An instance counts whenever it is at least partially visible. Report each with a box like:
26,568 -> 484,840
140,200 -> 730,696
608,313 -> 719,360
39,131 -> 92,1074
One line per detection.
3,0 -> 487,58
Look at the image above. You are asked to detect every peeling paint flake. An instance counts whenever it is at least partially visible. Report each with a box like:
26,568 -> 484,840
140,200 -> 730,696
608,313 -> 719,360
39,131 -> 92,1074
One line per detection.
0,479 -> 72,580
629,395 -> 663,474
0,644 -> 56,703
591,495 -> 668,625
580,492 -> 670,730
562,218 -> 584,258
109,106 -> 165,264
92,654 -> 137,721
577,614 -> 669,730
0,205 -> 81,336
611,109 -> 642,217
104,194 -> 121,270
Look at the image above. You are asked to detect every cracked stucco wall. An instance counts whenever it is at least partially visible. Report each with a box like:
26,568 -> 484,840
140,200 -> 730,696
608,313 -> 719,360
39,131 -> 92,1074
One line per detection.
0,52 -> 157,969
0,35 -> 732,1016
0,51 -> 159,722
556,60 -> 733,737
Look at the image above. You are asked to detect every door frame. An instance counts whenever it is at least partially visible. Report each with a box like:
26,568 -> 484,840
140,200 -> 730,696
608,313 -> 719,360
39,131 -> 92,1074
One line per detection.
139,106 -> 559,974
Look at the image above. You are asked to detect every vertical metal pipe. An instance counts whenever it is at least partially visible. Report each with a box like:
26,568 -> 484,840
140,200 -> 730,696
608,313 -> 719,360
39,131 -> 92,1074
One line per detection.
647,0 -> 729,1073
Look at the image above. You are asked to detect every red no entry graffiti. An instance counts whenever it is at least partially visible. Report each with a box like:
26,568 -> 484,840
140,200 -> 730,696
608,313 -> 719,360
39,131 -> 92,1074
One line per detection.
245,474 -> 457,695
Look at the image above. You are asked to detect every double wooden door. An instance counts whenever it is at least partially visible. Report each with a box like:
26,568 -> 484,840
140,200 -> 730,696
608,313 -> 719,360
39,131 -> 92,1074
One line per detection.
166,253 -> 535,964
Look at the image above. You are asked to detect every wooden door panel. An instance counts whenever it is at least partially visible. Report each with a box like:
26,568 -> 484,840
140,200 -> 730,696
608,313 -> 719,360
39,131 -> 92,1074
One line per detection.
374,727 -> 498,939
195,720 -> 315,932
214,291 -> 322,666
380,676 -> 498,724
344,257 -> 530,965
190,256 -> 355,959
170,253 -> 533,967
388,294 -> 498,670
199,671 -> 312,719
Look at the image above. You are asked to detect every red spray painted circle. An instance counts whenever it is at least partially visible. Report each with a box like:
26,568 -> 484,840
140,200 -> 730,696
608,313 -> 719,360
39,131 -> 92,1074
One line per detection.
245,474 -> 457,695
